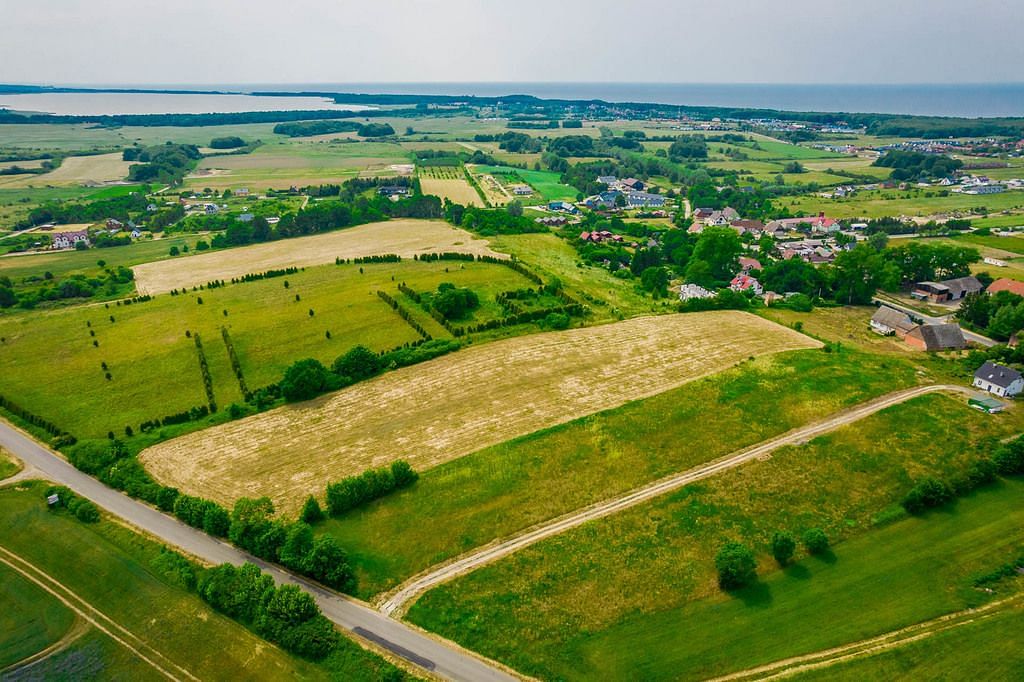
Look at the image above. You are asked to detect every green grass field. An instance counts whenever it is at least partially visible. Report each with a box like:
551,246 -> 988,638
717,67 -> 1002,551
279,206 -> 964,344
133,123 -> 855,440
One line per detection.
0,235 -> 201,282
0,563 -> 77,669
781,188 -> 1024,219
794,599 -> 1024,681
407,394 -> 1024,680
0,259 -> 531,440
0,448 -> 22,479
471,165 -> 577,201
320,347 -> 921,597
0,480 -> 407,680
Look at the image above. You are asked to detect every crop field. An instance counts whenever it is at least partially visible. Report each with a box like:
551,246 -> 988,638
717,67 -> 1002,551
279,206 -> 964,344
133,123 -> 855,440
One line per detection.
133,219 -> 503,294
319,347 -> 920,597
187,141 -> 411,189
0,481 -> 403,680
0,258 -> 527,441
0,153 -> 131,189
418,166 -> 483,206
408,395 -> 1024,680
139,312 -> 820,511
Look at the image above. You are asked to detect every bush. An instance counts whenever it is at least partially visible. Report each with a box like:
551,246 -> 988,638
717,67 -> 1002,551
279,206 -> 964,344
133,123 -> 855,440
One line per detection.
715,541 -> 757,590
993,437 -> 1024,475
802,527 -> 830,555
331,345 -> 381,382
300,495 -> 324,524
770,531 -> 796,566
901,477 -> 954,514
71,498 -> 100,523
280,358 -> 332,402
325,460 -> 418,516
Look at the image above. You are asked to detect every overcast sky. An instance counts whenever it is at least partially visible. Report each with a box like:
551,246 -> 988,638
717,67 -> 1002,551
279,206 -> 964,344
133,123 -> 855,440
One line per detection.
3,0 -> 1022,86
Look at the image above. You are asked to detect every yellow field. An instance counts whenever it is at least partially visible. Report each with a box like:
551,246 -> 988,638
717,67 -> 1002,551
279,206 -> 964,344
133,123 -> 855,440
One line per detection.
419,167 -> 483,207
132,219 -> 504,294
0,153 -> 131,188
139,312 -> 821,510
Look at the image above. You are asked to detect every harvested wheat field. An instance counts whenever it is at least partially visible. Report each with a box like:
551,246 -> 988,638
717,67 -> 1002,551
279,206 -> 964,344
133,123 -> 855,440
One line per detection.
140,312 -> 820,511
0,152 -> 131,188
132,219 -> 505,294
419,177 -> 483,207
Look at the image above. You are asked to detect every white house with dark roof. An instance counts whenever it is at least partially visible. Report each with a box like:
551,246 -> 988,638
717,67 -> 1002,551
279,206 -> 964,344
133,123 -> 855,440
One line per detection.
973,361 -> 1024,397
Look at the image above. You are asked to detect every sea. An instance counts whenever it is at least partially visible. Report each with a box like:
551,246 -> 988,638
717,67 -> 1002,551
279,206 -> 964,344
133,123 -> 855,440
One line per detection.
2,83 -> 1023,118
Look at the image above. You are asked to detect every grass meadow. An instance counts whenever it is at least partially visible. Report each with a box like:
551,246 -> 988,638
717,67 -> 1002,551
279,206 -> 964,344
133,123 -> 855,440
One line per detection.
319,346 -> 919,598
408,396 -> 1024,680
0,481 -> 405,680
781,187 -> 1024,219
0,258 -> 527,440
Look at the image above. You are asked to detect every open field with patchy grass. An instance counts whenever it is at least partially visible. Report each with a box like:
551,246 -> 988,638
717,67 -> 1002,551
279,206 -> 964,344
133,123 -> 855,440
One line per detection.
409,396 -> 1024,680
140,312 -> 820,511
317,347 -> 920,597
0,153 -> 131,189
781,188 -> 1024,219
0,480 -> 405,680
0,447 -> 22,480
133,219 -> 503,294
471,165 -> 577,202
0,258 -> 529,440
418,166 -> 483,206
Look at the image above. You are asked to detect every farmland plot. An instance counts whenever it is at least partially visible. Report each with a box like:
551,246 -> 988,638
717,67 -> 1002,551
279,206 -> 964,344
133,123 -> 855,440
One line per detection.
139,312 -> 820,510
418,165 -> 483,206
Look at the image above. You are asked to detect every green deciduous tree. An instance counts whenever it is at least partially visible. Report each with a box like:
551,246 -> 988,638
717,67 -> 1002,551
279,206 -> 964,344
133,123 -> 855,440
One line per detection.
715,541 -> 757,590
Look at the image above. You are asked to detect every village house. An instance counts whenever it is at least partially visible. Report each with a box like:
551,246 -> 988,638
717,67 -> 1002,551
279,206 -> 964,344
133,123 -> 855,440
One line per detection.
234,187 -> 250,197
738,256 -> 762,273
870,305 -> 916,337
973,361 -> 1024,398
703,207 -> 740,227
986,278 -> 1024,297
730,219 -> 765,237
597,175 -> 618,186
377,186 -> 410,198
549,201 -> 579,214
729,273 -> 763,295
904,323 -> 967,352
625,191 -> 666,208
692,207 -> 715,221
678,283 -> 716,301
106,218 -> 123,230
536,216 -> 568,227
52,230 -> 90,250
511,185 -> 533,196
765,212 -> 840,235
621,178 -> 645,191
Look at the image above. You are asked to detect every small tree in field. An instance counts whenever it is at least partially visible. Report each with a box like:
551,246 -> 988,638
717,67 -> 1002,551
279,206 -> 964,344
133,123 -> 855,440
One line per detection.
803,528 -> 830,555
715,541 -> 757,590
300,496 -> 324,524
771,531 -> 796,566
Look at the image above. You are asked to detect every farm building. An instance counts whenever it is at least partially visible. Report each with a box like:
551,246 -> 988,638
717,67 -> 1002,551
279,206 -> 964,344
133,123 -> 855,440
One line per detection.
870,306 -> 916,337
549,201 -> 579,214
987,278 -> 1024,297
904,323 -> 967,351
679,283 -> 716,301
729,274 -> 763,295
378,186 -> 410,197
911,281 -> 952,303
972,361 -> 1024,397
52,230 -> 90,250
511,185 -> 533,196
941,276 -> 983,300
969,396 -> 1007,414
625,192 -> 666,208
984,256 -> 1008,267
731,219 -> 765,236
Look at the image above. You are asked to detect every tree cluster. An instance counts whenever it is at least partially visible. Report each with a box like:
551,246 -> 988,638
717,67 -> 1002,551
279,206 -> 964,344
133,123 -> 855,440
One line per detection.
325,461 -> 419,516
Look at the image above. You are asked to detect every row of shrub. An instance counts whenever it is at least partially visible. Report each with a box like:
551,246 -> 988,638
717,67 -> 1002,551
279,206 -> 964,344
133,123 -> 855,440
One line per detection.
414,252 -> 475,263
377,290 -> 432,341
338,254 -> 401,265
325,461 -> 419,516
235,266 -> 300,284
221,327 -> 251,399
139,404 -> 210,432
449,304 -> 584,337
0,393 -> 76,445
900,435 -> 1024,514
193,334 -> 218,412
44,484 -> 100,523
715,527 -> 831,590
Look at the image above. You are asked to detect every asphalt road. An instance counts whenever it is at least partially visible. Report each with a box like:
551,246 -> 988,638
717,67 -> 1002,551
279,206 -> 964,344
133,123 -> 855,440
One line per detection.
0,420 -> 517,682
380,384 -> 977,616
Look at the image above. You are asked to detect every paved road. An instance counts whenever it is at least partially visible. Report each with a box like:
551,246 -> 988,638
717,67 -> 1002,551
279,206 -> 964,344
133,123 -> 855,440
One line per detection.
0,421 -> 518,682
873,296 -> 996,347
380,384 -> 977,616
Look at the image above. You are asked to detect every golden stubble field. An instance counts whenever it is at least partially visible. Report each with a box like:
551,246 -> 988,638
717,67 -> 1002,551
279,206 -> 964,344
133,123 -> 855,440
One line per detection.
419,168 -> 483,207
132,219 -> 505,294
139,311 -> 821,511
0,152 -> 131,188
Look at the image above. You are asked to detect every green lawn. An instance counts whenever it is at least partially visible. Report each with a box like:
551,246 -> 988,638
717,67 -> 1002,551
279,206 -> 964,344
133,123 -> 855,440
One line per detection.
407,395 -> 1024,680
795,599 -> 1024,681
0,563 -> 76,669
471,165 -> 578,201
0,480 -> 408,680
0,259 -> 531,440
320,347 -> 921,597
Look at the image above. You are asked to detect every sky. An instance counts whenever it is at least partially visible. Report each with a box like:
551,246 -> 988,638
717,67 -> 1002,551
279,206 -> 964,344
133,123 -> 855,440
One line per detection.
2,0 -> 1022,86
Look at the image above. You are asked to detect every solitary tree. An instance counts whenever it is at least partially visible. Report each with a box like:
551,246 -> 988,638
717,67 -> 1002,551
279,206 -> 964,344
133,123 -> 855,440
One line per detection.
715,541 -> 757,590
803,527 -> 830,555
771,531 -> 796,566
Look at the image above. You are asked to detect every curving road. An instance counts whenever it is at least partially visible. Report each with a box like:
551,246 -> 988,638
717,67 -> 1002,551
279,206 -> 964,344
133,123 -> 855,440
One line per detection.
380,384 -> 979,616
0,420 -> 518,682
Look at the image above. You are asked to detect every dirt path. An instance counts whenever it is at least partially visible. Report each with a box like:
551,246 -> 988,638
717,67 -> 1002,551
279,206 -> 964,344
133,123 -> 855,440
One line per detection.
379,384 -> 978,616
708,594 -> 1024,681
0,546 -> 198,681
3,617 -> 90,676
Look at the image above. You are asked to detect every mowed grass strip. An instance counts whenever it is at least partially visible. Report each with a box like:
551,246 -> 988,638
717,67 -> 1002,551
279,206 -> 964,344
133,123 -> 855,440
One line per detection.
0,481 -> 405,681
324,347 -> 919,598
140,312 -> 820,511
0,259 -> 525,440
132,219 -> 505,294
407,394 -> 1024,680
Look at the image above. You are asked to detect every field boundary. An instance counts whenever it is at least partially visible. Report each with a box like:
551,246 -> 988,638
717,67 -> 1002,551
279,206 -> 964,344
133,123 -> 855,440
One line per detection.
378,384 -> 977,617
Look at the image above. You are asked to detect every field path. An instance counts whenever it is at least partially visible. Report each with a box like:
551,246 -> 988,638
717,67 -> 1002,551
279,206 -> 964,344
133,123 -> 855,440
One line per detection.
132,219 -> 505,295
140,312 -> 819,510
0,546 -> 197,681
708,594 -> 1024,681
0,420 -> 519,682
378,384 -> 978,616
